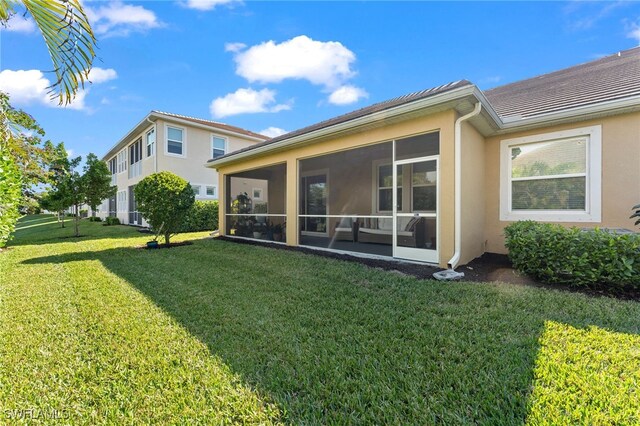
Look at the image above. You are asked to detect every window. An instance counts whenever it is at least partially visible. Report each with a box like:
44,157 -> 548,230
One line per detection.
411,161 -> 436,212
116,149 -> 127,174
129,138 -> 143,179
206,186 -> 216,197
146,128 -> 155,157
191,184 -> 201,197
166,126 -> 184,156
212,136 -> 226,158
252,188 -> 263,200
377,164 -> 402,212
108,158 -> 117,175
500,125 -> 601,222
117,190 -> 127,212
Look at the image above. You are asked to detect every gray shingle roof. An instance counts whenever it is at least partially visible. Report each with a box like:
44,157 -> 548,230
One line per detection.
484,47 -> 640,118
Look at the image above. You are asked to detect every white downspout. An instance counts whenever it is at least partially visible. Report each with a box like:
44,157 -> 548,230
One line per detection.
447,102 -> 482,270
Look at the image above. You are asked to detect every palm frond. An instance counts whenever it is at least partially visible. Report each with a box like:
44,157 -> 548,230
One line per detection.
22,0 -> 96,106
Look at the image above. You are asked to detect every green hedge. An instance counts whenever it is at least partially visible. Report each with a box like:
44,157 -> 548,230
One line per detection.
177,200 -> 218,232
504,221 -> 640,287
103,216 -> 120,226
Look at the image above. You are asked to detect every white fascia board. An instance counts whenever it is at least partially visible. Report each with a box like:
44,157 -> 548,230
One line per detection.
101,113 -> 156,161
206,85 -> 494,169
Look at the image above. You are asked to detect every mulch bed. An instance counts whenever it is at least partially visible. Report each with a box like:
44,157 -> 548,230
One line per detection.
138,241 -> 194,250
218,236 -> 640,302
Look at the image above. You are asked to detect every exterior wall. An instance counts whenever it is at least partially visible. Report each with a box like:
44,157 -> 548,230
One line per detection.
102,118 -> 260,226
484,111 -> 640,254
217,110 -> 457,267
460,121 -> 486,264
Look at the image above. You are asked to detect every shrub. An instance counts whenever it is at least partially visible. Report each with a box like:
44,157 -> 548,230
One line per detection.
103,216 -> 120,226
504,221 -> 640,287
88,216 -> 102,222
134,172 -> 195,245
177,200 -> 218,232
0,152 -> 22,248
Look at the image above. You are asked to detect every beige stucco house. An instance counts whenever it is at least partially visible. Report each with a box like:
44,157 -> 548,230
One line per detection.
99,111 -> 268,225
206,47 -> 640,268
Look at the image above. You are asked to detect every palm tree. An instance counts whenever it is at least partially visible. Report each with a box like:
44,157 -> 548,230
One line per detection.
0,0 -> 96,105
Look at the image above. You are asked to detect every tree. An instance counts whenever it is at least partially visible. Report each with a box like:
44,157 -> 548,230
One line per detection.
134,172 -> 195,245
1,0 -> 96,105
83,153 -> 115,217
44,143 -> 76,229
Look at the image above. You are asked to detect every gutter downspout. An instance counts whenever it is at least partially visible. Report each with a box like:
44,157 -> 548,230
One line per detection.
146,117 -> 157,173
447,102 -> 482,270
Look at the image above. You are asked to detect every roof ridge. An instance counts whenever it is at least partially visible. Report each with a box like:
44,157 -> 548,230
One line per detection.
151,110 -> 268,139
152,110 -> 228,127
485,47 -> 640,94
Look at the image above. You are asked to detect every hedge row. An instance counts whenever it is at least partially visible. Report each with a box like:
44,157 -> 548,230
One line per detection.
504,221 -> 640,287
177,200 -> 219,232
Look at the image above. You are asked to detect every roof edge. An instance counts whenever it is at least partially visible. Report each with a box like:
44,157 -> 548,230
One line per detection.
206,84 -> 491,168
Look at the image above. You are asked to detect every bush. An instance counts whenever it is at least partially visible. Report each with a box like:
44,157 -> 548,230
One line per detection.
177,200 -> 219,232
88,216 -> 102,222
0,152 -> 22,248
134,172 -> 194,245
79,209 -> 89,218
103,216 -> 120,226
504,221 -> 640,287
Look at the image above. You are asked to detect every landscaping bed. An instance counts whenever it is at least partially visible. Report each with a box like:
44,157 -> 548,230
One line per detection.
219,235 -> 640,301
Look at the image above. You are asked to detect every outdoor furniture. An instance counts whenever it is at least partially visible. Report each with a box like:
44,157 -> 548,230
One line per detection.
334,217 -> 359,242
358,217 -> 426,247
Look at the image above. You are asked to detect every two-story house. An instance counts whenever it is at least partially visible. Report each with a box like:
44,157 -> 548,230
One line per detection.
99,111 -> 268,226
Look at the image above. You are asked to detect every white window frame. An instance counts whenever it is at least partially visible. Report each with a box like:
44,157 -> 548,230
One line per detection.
373,160 -> 402,213
191,184 -> 201,197
252,187 -> 263,200
116,149 -> 127,174
500,125 -> 601,222
205,185 -> 217,198
117,190 -> 127,212
165,124 -> 186,158
146,127 -> 156,157
211,135 -> 227,159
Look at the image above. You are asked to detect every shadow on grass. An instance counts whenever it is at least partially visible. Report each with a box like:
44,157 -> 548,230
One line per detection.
22,240 -> 640,424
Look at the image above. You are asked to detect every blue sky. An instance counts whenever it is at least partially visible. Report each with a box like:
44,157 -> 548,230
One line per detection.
1,1 -> 639,160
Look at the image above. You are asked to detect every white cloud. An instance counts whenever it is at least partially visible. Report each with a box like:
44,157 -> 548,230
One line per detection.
259,127 -> 287,138
328,85 -> 368,105
85,1 -> 161,37
181,0 -> 242,11
88,67 -> 118,84
627,22 -> 640,44
225,42 -> 247,52
3,14 -> 36,33
0,67 -> 115,111
210,88 -> 291,118
231,35 -> 357,88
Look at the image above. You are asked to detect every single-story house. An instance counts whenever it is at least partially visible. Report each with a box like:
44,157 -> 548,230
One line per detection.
205,47 -> 640,268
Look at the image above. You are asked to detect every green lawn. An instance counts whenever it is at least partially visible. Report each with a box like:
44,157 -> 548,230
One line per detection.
1,215 -> 639,424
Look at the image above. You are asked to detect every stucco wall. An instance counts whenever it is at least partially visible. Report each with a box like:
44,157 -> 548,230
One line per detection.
484,111 -> 640,254
460,121 -> 486,264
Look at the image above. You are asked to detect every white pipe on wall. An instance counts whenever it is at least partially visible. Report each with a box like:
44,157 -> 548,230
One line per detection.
447,102 -> 482,270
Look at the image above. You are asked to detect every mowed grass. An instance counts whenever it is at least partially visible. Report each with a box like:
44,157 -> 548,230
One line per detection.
1,215 -> 639,424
